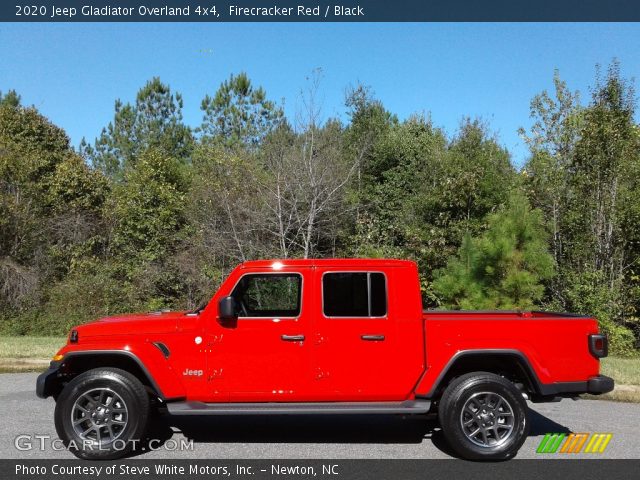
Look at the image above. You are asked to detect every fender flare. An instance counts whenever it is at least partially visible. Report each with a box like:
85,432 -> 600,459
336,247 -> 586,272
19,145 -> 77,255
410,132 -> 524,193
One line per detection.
420,349 -> 552,398
36,350 -> 169,400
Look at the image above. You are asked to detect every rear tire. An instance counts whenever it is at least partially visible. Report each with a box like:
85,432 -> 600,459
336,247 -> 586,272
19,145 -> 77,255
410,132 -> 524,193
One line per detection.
438,372 -> 529,460
54,368 -> 149,460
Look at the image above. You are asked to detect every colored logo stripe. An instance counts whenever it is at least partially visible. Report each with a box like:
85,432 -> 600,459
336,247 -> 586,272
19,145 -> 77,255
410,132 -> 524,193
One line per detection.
560,433 -> 589,453
537,433 -> 612,454
584,433 -> 613,453
537,433 -> 566,453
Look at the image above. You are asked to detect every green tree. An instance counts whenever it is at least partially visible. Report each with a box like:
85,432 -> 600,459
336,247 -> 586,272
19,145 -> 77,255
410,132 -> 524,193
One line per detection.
1,98 -> 88,276
96,148 -> 191,311
565,63 -> 640,349
0,90 -> 21,108
568,63 -> 637,278
349,116 -> 516,302
0,97 -> 107,330
110,148 -> 187,264
415,119 -> 515,264
199,72 -> 283,149
83,78 -> 193,177
344,84 -> 397,179
433,193 -> 555,310
521,62 -> 640,354
348,114 -> 448,260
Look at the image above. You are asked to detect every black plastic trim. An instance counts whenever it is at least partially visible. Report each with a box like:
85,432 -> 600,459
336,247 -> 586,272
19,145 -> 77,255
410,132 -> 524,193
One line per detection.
538,381 -> 586,396
35,361 -> 62,399
420,349 -> 613,400
532,310 -> 592,318
152,342 -> 171,359
588,334 -> 609,358
166,400 -> 431,416
423,310 -> 591,319
421,349 -> 535,398
35,350 -> 166,400
587,375 -> 614,394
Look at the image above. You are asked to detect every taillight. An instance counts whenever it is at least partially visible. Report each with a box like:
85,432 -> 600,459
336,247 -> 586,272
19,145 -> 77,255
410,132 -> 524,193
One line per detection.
69,329 -> 79,343
589,334 -> 608,358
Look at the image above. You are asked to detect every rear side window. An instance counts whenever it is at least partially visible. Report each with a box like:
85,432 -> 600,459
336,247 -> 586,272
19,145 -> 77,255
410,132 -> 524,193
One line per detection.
323,272 -> 387,317
231,273 -> 302,318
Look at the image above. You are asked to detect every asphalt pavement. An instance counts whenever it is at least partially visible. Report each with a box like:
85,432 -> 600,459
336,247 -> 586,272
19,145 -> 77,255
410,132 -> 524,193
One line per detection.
1,373 -> 638,459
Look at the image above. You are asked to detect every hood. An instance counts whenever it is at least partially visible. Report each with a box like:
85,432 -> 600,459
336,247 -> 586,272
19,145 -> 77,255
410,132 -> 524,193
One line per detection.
74,310 -> 188,338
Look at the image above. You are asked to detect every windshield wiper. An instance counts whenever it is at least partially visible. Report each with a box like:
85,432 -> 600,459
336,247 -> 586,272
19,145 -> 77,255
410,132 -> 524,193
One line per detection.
189,299 -> 209,315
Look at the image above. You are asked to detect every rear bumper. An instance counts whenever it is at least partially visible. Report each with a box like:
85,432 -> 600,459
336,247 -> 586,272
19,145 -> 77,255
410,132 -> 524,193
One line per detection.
535,375 -> 614,399
35,361 -> 62,399
586,375 -> 615,395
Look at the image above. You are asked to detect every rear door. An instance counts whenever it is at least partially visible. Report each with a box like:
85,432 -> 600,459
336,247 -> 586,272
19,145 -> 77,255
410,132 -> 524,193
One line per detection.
313,268 -> 409,401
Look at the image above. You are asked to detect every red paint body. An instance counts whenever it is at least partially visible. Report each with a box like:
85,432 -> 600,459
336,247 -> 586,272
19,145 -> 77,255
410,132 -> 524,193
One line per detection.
54,259 -> 602,403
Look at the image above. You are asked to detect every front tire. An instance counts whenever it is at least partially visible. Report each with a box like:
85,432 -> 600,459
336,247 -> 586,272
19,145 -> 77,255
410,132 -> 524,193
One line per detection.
438,372 -> 529,460
54,368 -> 149,460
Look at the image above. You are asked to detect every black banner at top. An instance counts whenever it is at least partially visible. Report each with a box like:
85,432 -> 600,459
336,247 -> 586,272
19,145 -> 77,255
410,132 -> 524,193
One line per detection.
3,0 -> 640,22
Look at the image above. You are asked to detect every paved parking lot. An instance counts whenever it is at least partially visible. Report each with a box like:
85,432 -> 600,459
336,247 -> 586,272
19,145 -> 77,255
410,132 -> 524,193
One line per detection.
2,373 -> 638,459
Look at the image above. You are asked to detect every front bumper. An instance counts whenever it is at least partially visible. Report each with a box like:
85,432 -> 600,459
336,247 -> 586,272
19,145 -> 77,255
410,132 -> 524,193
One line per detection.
35,361 -> 62,399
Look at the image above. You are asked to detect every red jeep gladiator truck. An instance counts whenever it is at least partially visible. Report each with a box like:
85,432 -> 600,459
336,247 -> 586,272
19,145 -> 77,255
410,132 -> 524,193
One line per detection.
36,259 -> 613,460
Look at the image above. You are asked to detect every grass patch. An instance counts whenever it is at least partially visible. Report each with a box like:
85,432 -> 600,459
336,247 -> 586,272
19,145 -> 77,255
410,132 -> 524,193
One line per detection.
600,356 -> 640,386
0,359 -> 50,373
586,356 -> 640,402
0,336 -> 66,373
0,336 -> 66,359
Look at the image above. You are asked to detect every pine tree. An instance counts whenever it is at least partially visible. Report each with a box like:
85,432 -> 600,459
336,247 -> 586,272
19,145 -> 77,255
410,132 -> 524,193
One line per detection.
82,78 -> 193,178
199,72 -> 283,149
433,192 -> 555,310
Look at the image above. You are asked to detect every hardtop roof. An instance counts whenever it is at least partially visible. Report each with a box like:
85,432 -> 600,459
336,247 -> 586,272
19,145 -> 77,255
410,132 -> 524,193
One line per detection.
240,258 -> 416,269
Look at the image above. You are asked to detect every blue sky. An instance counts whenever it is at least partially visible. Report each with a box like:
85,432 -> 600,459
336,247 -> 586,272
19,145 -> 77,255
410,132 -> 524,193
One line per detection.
1,23 -> 639,165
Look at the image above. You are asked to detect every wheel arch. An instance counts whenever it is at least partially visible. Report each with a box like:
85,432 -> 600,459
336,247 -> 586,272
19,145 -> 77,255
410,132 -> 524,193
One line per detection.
40,350 -> 166,400
421,349 -> 544,400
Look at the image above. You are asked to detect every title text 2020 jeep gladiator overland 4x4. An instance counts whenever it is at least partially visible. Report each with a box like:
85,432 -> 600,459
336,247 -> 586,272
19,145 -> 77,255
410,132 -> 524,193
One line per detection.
37,259 -> 613,460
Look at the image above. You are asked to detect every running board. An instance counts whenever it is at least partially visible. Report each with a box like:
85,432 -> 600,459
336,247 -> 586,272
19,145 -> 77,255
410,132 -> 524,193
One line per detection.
166,400 -> 431,416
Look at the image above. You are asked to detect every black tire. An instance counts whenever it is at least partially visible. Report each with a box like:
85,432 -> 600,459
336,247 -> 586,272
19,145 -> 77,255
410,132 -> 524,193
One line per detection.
438,372 -> 529,461
54,368 -> 149,460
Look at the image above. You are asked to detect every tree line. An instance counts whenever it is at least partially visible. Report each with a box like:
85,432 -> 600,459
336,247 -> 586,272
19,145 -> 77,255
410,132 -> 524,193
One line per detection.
0,63 -> 638,355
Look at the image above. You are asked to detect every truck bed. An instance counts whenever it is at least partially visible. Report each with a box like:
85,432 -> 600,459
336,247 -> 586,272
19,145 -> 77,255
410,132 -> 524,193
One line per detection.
415,309 -> 601,397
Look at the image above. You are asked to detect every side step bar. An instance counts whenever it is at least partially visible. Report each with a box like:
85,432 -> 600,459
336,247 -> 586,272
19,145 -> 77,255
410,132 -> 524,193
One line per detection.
166,400 -> 431,416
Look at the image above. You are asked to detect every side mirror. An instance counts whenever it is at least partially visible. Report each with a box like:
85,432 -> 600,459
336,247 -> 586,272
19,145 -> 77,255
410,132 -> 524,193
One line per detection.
218,296 -> 238,323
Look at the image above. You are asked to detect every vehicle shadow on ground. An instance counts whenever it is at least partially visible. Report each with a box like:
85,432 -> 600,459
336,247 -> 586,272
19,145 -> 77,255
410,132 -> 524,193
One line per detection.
527,408 -> 572,436
130,406 -> 571,459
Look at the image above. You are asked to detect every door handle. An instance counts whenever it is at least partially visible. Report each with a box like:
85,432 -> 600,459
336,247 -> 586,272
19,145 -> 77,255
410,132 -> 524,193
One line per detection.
361,334 -> 385,341
281,335 -> 305,342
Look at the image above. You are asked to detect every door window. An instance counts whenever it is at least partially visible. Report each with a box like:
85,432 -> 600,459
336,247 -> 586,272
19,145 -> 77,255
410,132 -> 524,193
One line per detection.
231,273 -> 302,318
322,272 -> 387,317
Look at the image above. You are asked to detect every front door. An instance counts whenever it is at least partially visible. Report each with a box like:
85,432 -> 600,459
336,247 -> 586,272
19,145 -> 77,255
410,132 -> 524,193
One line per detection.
215,269 -> 314,402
